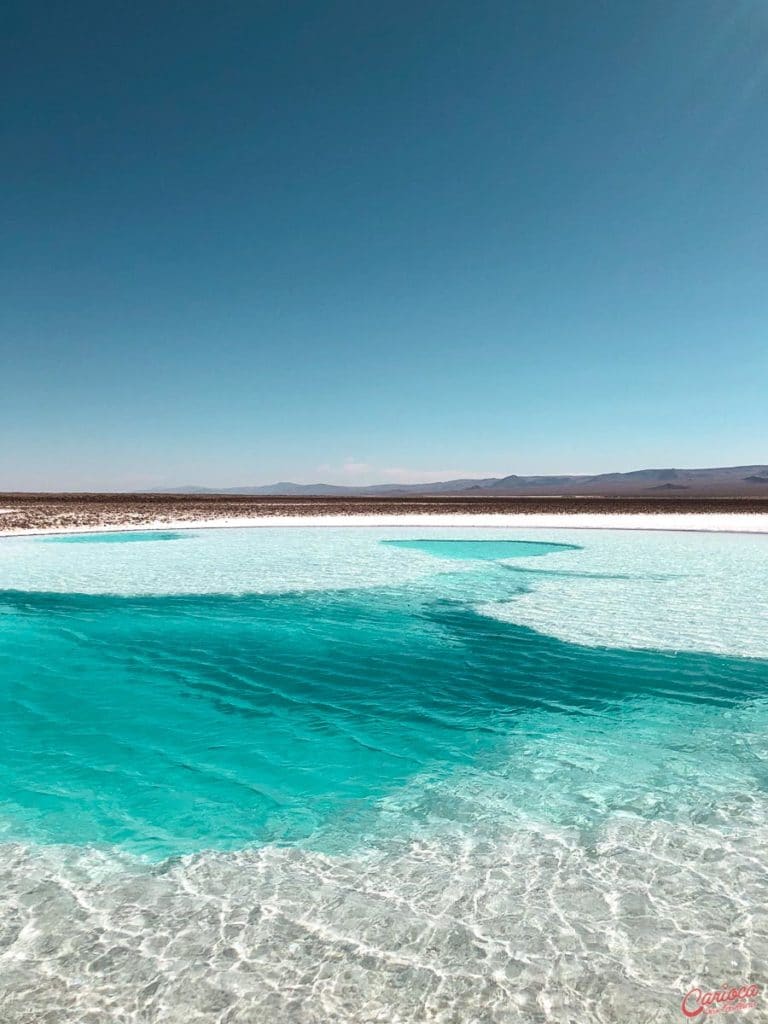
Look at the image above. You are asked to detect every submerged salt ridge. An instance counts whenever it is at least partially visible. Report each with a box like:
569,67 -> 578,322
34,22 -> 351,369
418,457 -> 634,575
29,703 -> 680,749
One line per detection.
1,527 -> 767,1023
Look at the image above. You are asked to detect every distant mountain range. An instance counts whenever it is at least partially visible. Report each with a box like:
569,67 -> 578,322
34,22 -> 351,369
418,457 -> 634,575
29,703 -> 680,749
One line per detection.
159,465 -> 768,497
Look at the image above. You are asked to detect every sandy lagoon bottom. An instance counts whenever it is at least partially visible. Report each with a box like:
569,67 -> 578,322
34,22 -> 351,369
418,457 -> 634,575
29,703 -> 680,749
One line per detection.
0,526 -> 766,1023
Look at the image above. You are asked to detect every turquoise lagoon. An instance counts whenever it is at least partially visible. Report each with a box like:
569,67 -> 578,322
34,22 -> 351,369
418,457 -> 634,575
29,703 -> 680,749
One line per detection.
0,526 -> 767,1023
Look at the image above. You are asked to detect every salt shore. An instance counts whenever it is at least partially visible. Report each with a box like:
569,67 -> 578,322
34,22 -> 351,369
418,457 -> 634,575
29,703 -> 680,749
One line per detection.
2,510 -> 768,537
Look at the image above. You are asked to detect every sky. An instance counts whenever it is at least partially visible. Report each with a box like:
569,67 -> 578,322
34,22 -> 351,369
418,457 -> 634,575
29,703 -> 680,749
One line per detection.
1,0 -> 767,490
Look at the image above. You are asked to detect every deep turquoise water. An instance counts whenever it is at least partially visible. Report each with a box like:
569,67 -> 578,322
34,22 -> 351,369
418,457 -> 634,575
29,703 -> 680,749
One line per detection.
1,527 -> 767,1023
382,537 -> 581,559
1,536 -> 766,858
39,530 -> 187,544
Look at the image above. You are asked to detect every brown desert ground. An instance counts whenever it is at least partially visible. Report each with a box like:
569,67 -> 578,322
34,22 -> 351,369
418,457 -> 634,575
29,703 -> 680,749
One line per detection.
2,492 -> 768,535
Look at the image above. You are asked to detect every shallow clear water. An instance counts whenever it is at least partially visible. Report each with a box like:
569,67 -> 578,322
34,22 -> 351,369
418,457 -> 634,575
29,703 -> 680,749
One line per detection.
0,527 -> 767,1022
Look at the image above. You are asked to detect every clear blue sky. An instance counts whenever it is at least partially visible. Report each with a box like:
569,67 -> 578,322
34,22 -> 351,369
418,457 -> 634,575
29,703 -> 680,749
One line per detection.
2,1 -> 766,489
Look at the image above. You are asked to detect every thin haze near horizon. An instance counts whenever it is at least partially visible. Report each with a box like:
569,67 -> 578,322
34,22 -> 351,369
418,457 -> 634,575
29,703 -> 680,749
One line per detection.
2,1 -> 767,491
